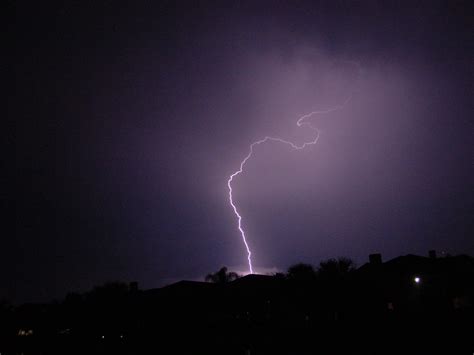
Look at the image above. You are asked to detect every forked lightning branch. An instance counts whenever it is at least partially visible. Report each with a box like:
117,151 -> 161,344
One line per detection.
227,95 -> 353,274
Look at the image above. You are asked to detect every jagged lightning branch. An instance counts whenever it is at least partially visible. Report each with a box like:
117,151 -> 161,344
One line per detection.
227,95 -> 353,274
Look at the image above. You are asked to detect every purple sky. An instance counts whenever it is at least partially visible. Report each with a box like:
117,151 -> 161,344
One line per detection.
9,1 -> 473,303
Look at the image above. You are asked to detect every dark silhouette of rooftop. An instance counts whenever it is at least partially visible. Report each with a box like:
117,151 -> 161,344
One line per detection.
1,252 -> 473,355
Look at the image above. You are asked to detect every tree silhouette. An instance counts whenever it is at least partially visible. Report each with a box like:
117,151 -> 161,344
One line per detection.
205,266 -> 240,283
287,263 -> 317,283
87,281 -> 130,302
318,257 -> 355,279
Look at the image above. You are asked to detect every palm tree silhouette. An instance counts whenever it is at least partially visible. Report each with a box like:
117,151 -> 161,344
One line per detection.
205,267 -> 240,283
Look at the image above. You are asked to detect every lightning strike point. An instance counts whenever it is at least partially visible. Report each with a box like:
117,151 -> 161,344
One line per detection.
228,63 -> 360,274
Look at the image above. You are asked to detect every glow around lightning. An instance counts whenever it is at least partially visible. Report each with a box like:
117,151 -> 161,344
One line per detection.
228,95 -> 353,274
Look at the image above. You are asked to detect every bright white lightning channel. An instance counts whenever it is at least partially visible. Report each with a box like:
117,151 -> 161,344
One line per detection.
227,96 -> 352,274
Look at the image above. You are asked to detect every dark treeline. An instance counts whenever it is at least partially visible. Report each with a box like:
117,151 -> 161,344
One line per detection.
1,252 -> 473,355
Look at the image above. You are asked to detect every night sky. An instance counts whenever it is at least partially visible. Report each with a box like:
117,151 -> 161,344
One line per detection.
9,1 -> 473,303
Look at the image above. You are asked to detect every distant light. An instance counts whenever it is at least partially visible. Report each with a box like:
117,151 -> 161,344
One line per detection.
414,277 -> 420,284
120,335 -> 123,339
18,329 -> 33,337
101,335 -> 105,339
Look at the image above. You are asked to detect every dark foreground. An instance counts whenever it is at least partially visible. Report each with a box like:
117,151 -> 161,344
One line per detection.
2,253 -> 473,354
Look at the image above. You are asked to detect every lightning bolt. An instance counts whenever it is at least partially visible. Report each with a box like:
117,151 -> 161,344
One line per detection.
227,95 -> 353,274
